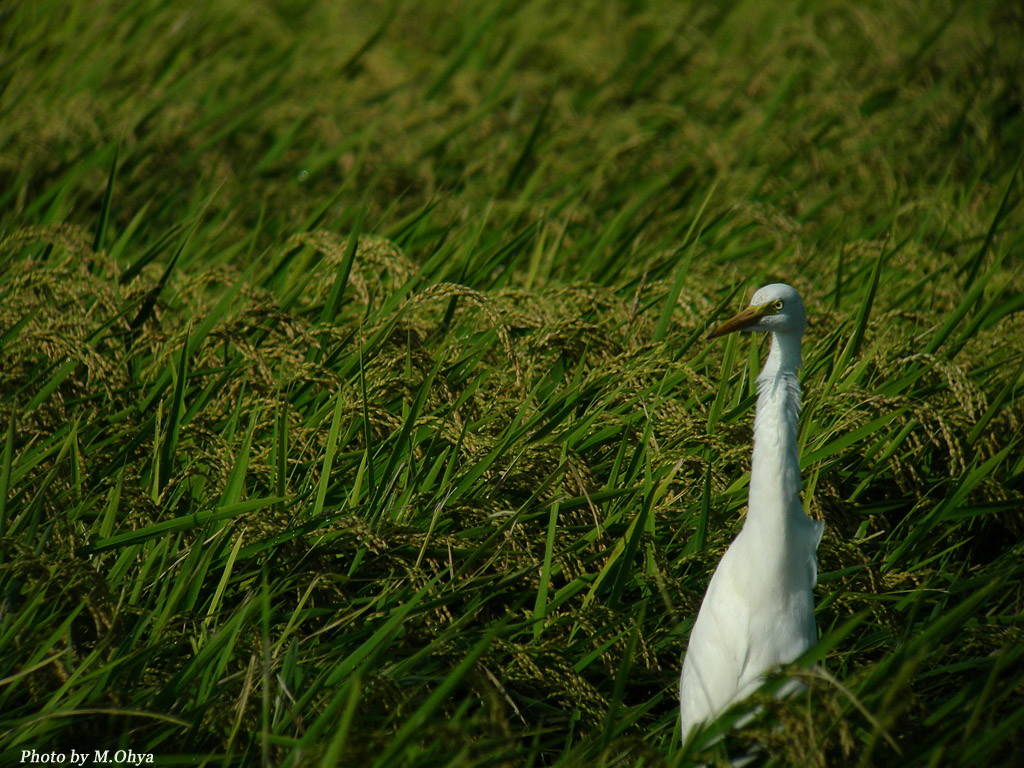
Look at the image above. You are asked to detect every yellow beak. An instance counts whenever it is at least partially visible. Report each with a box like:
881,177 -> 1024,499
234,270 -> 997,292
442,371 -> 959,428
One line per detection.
706,303 -> 772,340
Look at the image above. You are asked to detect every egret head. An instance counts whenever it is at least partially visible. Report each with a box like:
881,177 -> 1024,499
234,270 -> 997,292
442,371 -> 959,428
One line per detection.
706,283 -> 806,340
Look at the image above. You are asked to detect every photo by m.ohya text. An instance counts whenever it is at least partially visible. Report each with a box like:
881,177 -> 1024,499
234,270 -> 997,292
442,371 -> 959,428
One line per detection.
19,749 -> 153,765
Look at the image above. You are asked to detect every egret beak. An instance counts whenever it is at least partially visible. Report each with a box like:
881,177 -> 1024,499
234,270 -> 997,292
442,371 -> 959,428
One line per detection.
706,303 -> 772,340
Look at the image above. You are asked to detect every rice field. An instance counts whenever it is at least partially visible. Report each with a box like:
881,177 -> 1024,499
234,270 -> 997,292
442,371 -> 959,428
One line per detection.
1,0 -> 1023,765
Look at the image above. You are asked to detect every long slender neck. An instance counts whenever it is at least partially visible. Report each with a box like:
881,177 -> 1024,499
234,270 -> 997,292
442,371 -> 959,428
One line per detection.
746,331 -> 804,531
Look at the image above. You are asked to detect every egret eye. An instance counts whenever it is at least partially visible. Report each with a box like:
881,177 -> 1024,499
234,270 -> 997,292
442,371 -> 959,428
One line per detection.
773,299 -> 784,311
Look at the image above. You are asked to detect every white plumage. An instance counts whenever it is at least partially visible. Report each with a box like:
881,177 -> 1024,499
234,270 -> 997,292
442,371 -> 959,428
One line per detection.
679,283 -> 823,744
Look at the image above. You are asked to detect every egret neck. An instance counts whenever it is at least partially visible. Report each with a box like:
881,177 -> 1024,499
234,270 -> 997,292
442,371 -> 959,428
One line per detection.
746,329 -> 804,561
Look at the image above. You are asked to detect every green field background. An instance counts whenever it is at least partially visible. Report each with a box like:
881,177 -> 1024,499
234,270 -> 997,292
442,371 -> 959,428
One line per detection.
1,0 -> 1022,765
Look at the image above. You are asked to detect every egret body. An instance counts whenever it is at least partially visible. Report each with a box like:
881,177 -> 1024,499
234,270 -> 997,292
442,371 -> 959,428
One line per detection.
679,283 -> 823,743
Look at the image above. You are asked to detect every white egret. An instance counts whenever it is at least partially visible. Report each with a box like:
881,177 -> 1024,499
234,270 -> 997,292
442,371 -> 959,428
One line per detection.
679,283 -> 823,744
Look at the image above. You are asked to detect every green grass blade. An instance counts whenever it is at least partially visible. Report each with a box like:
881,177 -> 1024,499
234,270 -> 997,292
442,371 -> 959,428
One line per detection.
92,142 -> 119,253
